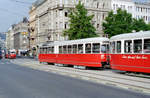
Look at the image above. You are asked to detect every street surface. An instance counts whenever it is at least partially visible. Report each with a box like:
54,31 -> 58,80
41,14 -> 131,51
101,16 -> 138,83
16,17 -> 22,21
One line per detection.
0,59 -> 149,98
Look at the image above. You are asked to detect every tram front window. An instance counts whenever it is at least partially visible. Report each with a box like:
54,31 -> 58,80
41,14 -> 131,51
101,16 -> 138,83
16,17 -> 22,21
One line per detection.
144,39 -> 150,53
134,39 -> 142,53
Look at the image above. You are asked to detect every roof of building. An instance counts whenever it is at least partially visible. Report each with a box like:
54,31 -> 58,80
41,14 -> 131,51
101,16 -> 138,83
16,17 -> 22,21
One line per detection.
110,31 -> 150,41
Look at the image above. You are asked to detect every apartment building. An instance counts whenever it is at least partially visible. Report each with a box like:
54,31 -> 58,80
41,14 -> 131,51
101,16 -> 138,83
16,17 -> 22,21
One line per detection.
30,0 -> 111,46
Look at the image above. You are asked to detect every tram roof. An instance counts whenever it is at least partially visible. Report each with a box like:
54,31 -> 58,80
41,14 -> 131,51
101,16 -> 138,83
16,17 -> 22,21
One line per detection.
41,37 -> 109,47
110,31 -> 150,41
55,37 -> 109,46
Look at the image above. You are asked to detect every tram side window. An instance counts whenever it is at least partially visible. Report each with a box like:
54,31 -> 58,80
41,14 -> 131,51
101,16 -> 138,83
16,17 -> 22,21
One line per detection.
47,47 -> 49,54
111,42 -> 115,53
44,48 -> 46,54
85,43 -> 91,53
101,44 -> 107,53
92,43 -> 100,53
59,46 -> 63,54
117,41 -> 121,53
78,44 -> 83,54
73,45 -> 77,54
144,39 -> 150,53
124,40 -> 132,53
41,48 -> 44,54
52,47 -> 54,53
68,45 -> 72,54
134,39 -> 142,53
49,47 -> 52,53
40,48 -> 42,54
63,46 -> 67,54
46,47 -> 48,54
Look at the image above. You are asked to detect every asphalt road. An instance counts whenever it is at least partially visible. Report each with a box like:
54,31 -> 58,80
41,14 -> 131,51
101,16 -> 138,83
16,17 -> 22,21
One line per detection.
0,59 -> 149,98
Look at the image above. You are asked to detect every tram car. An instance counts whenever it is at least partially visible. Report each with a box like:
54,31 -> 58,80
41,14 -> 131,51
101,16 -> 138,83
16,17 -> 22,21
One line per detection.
110,31 -> 150,73
8,49 -> 16,59
39,37 -> 109,68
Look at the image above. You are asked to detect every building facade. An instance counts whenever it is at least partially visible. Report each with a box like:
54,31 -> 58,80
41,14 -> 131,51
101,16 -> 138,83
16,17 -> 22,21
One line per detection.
6,28 -> 14,50
29,5 -> 37,56
111,0 -> 150,23
134,2 -> 150,24
13,18 -> 29,51
6,18 -> 29,53
30,0 -> 111,46
29,0 -> 150,54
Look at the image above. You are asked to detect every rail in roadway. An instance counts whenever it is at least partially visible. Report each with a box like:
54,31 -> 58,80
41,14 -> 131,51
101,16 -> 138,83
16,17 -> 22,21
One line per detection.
11,58 -> 150,94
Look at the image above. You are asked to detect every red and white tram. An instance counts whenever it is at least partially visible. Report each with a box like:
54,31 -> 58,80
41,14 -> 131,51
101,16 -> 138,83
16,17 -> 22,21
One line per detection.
110,31 -> 150,73
39,37 -> 109,68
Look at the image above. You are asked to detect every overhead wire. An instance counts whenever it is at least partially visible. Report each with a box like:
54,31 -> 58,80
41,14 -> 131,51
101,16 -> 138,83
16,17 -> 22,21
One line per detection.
9,0 -> 32,5
0,7 -> 25,17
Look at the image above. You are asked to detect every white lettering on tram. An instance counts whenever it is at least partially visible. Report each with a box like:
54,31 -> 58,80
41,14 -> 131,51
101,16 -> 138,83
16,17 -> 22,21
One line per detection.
122,55 -> 148,60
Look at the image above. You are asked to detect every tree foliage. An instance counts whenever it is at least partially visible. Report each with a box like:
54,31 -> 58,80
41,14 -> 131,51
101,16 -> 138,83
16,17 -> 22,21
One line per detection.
132,19 -> 149,32
64,1 -> 97,40
103,8 -> 150,37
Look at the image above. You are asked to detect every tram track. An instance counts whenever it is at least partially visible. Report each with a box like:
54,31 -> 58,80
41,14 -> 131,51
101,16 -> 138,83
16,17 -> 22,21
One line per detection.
44,64 -> 150,84
12,59 -> 150,93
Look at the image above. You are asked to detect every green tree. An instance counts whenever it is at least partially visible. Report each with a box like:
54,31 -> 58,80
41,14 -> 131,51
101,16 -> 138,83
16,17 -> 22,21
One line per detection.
103,8 -> 133,37
147,23 -> 150,30
132,18 -> 149,32
64,1 -> 97,40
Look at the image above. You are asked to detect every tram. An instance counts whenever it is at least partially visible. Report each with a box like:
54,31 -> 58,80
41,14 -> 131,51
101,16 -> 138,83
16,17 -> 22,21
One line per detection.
110,31 -> 150,73
8,49 -> 16,59
39,37 -> 109,68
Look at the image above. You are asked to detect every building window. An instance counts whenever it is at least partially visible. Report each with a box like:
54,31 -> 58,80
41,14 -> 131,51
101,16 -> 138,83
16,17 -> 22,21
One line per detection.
97,24 -> 99,28
113,4 -> 115,10
97,2 -> 99,8
103,13 -> 105,20
65,12 -> 68,17
64,22 -> 68,29
56,10 -> 57,17
103,3 -> 105,8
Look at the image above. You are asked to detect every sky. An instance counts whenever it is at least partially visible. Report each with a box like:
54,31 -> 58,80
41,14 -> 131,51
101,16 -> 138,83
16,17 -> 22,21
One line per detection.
0,0 -> 36,32
0,0 -> 149,32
